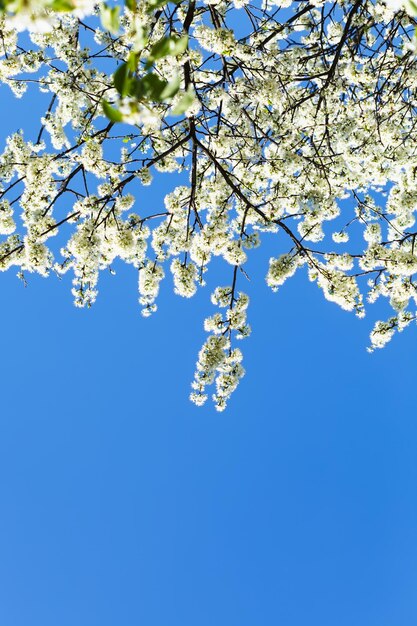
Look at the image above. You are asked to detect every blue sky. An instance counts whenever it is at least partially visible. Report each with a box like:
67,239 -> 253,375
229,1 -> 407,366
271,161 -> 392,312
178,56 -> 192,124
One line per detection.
0,32 -> 417,626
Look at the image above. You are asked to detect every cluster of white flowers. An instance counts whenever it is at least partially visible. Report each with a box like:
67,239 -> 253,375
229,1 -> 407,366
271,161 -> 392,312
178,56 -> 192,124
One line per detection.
191,336 -> 245,411
267,253 -> 305,291
311,265 -> 364,315
138,262 -> 165,314
190,288 -> 249,409
369,311 -> 416,350
3,0 -> 96,33
0,200 -> 15,235
1,0 -> 417,408
171,259 -> 197,298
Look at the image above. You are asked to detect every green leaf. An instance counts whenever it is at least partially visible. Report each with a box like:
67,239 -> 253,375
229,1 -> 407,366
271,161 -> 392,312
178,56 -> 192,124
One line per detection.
130,77 -> 146,100
147,0 -> 170,9
406,0 -> 417,15
140,73 -> 167,100
171,87 -> 195,115
130,73 -> 180,102
125,0 -> 136,10
147,36 -> 173,63
170,34 -> 189,56
100,3 -> 120,34
102,100 -> 123,122
126,51 -> 139,72
113,63 -> 130,97
49,0 -> 75,11
128,74 -> 164,100
159,74 -> 181,101
132,25 -> 149,51
147,34 -> 188,65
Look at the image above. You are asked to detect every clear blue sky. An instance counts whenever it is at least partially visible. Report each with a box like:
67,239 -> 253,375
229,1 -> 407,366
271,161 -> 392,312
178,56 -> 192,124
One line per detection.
0,43 -> 417,626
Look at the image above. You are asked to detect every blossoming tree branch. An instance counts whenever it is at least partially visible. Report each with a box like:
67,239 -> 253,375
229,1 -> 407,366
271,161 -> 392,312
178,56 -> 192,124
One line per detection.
0,0 -> 416,409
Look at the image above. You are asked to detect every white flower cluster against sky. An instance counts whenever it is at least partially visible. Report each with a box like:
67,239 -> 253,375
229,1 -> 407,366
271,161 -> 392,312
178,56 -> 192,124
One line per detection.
1,0 -> 417,409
